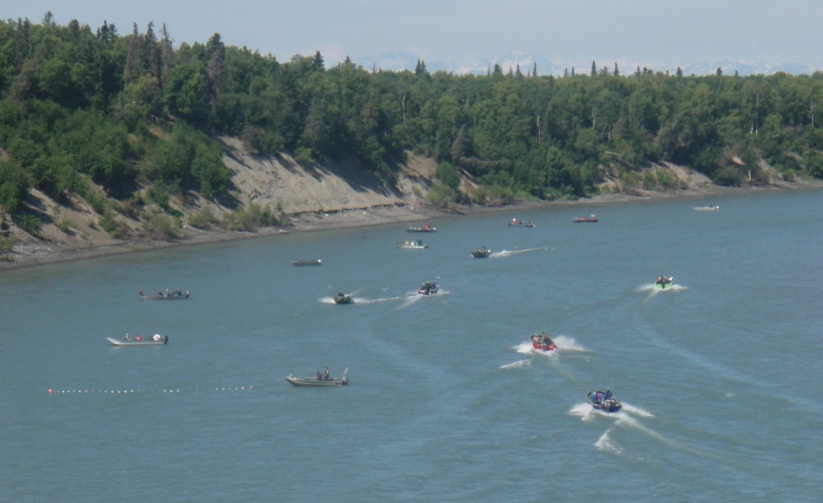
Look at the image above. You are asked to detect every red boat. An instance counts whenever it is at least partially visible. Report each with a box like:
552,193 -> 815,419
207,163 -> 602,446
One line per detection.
530,332 -> 557,352
573,214 -> 598,223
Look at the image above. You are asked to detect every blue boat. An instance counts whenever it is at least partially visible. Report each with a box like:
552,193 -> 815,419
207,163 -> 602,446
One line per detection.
587,389 -> 622,413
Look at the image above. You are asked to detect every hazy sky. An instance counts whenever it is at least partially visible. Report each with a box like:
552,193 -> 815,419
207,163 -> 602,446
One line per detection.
5,0 -> 822,72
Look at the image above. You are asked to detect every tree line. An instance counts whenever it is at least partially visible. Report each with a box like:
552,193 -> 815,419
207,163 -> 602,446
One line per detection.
1,15 -> 822,232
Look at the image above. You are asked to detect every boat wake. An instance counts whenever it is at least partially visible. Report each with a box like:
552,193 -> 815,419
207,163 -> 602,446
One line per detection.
553,335 -> 587,352
638,283 -> 687,293
493,246 -> 553,257
594,429 -> 625,456
569,403 -> 599,422
499,358 -> 532,370
349,296 -> 400,305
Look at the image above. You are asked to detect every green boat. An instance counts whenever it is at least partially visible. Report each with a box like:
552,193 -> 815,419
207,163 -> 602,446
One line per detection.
653,276 -> 675,289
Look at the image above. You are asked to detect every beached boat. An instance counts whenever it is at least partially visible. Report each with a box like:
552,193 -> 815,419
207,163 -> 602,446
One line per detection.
334,292 -> 353,304
107,334 -> 168,346
573,214 -> 598,223
587,389 -> 622,413
471,247 -> 492,258
418,281 -> 439,295
693,204 -> 719,211
508,218 -> 535,228
396,240 -> 428,249
653,276 -> 675,290
407,224 -> 436,232
530,332 -> 557,352
139,289 -> 189,300
293,258 -> 322,266
285,369 -> 349,387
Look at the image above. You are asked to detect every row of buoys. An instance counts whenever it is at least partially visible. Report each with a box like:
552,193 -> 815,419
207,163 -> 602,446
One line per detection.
48,386 -> 254,394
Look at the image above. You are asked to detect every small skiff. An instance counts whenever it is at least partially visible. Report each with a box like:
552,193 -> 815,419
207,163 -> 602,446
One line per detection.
107,335 -> 168,346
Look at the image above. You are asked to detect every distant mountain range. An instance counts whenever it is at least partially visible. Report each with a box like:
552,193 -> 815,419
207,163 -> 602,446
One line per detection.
351,51 -> 820,77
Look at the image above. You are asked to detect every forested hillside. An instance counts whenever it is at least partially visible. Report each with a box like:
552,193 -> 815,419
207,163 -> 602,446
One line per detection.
1,15 -> 822,241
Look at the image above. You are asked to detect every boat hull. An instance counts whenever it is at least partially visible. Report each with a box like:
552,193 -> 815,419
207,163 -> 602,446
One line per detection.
471,249 -> 492,258
139,291 -> 189,300
285,376 -> 348,387
334,295 -> 352,304
293,259 -> 322,266
530,333 -> 556,352
587,391 -> 622,413
107,336 -> 168,346
653,277 -> 675,289
418,282 -> 438,295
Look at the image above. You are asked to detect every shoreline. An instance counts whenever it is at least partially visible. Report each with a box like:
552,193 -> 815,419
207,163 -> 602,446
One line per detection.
1,182 -> 819,272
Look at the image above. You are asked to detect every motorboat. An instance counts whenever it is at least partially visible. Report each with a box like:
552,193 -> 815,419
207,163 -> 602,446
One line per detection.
407,224 -> 436,232
396,240 -> 428,249
573,214 -> 598,223
418,281 -> 438,295
693,204 -> 719,211
293,258 -> 322,266
471,247 -> 492,258
530,332 -> 557,352
285,369 -> 349,387
508,218 -> 535,227
654,276 -> 675,290
587,389 -> 622,413
139,289 -> 189,300
107,334 -> 168,346
334,292 -> 353,304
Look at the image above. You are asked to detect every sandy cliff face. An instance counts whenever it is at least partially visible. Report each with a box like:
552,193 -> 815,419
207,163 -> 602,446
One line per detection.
2,138 -> 445,260
219,137 -> 437,214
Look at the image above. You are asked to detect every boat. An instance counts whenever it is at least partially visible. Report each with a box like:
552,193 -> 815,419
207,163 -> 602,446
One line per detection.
587,389 -> 622,413
107,334 -> 169,346
508,218 -> 535,228
285,368 -> 349,387
653,276 -> 675,290
573,214 -> 598,223
293,258 -> 322,266
396,240 -> 428,249
471,247 -> 492,258
530,332 -> 557,352
334,292 -> 353,304
407,224 -> 436,232
138,289 -> 189,300
693,204 -> 719,211
418,281 -> 438,295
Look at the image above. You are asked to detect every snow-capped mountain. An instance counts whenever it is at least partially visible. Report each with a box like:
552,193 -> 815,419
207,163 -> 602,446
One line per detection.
349,51 -> 818,76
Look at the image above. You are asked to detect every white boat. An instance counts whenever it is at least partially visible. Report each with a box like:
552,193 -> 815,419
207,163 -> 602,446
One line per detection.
396,240 -> 428,249
107,334 -> 168,346
285,368 -> 349,387
693,204 -> 719,211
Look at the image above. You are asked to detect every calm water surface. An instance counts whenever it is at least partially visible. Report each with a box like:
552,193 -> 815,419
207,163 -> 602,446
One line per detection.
2,190 -> 822,502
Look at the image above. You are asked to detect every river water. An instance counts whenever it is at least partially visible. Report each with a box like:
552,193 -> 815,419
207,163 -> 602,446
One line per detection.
1,190 -> 822,502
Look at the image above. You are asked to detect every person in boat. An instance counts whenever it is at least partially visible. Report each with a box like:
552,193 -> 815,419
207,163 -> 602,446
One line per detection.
481,245 -> 487,251
324,368 -> 330,381
124,333 -> 131,341
136,335 -> 142,341
604,388 -> 612,400
316,371 -> 322,381
138,289 -> 144,297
